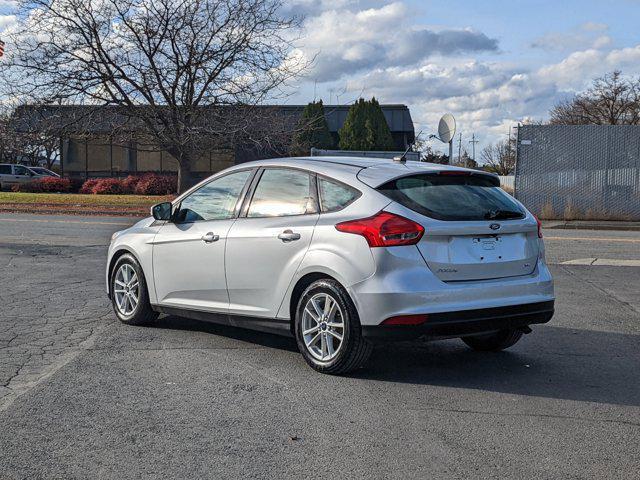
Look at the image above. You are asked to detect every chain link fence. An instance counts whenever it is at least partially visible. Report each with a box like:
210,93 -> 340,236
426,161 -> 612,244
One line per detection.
515,125 -> 640,221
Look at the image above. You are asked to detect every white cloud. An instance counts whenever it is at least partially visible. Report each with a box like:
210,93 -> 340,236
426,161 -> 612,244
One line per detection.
531,22 -> 612,52
0,14 -> 16,32
298,2 -> 498,81
581,22 -> 608,32
332,41 -> 640,154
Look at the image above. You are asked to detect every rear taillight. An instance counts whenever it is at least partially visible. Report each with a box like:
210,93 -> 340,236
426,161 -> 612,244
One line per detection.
335,211 -> 425,247
534,215 -> 543,238
381,314 -> 429,326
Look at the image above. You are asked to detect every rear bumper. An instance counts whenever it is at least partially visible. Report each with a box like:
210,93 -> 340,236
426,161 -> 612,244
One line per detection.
348,245 -> 555,326
361,300 -> 554,342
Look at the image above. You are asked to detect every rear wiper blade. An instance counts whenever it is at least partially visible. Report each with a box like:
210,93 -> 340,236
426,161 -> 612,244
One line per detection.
484,209 -> 523,219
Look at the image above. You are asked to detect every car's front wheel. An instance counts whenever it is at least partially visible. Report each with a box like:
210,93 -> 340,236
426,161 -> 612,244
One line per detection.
461,328 -> 523,351
110,253 -> 157,326
294,279 -> 372,375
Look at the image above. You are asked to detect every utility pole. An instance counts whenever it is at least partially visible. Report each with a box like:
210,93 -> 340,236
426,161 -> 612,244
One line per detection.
468,133 -> 479,166
457,132 -> 462,165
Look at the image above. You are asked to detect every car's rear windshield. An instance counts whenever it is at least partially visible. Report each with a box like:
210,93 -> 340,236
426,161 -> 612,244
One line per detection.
377,173 -> 525,221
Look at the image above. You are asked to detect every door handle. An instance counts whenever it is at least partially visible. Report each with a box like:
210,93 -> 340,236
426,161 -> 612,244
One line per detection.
201,232 -> 219,243
278,229 -> 301,242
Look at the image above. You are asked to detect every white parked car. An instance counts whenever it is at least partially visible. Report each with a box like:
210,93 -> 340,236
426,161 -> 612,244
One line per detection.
106,157 -> 554,374
0,163 -> 48,190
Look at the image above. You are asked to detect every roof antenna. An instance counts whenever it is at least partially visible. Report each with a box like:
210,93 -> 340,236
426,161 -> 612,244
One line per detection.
394,130 -> 422,163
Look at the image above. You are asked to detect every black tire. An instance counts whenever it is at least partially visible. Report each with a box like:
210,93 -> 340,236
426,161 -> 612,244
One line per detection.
110,253 -> 158,326
294,279 -> 372,375
461,328 -> 523,351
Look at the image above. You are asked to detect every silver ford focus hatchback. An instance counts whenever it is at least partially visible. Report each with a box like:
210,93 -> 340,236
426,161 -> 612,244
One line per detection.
106,156 -> 554,374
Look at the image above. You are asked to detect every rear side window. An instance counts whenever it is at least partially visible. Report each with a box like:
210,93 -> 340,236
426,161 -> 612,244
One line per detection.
0,165 -> 11,174
318,177 -> 360,212
377,173 -> 524,221
247,168 -> 316,218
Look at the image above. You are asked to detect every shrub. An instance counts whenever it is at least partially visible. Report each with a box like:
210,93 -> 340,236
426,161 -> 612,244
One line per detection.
563,200 -> 581,221
134,174 -> 177,195
11,177 -> 72,193
121,175 -> 141,194
539,202 -> 556,220
79,179 -> 100,194
91,178 -> 125,195
77,174 -> 176,195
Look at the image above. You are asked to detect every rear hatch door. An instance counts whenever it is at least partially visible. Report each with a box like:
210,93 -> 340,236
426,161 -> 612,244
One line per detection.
415,220 -> 539,281
375,169 -> 539,282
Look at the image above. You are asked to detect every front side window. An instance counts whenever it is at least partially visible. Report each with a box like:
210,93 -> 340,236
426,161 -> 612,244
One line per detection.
247,169 -> 315,218
176,170 -> 251,223
378,173 -> 524,221
318,177 -> 360,212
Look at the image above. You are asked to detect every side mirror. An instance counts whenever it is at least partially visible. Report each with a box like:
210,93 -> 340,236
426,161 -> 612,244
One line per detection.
151,202 -> 173,221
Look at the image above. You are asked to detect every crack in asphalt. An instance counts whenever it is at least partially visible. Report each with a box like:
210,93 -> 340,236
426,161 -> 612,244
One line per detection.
409,405 -> 640,428
558,264 -> 640,317
0,242 -> 114,411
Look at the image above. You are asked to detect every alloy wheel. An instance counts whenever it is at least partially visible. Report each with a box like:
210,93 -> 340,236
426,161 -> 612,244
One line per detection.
301,293 -> 345,361
113,263 -> 140,317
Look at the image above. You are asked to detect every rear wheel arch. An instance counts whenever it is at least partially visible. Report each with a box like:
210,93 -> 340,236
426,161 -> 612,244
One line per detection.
289,272 -> 342,335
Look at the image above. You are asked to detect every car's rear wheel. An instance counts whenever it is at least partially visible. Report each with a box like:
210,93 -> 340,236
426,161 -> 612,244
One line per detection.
461,328 -> 523,351
110,253 -> 157,326
294,279 -> 372,375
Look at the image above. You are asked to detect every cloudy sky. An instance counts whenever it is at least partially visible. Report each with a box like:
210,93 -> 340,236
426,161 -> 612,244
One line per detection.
1,0 -> 639,154
282,0 -> 640,153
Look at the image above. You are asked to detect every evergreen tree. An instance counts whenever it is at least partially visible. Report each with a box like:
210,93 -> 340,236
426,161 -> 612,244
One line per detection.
368,97 -> 395,150
339,97 -> 396,151
290,100 -> 334,155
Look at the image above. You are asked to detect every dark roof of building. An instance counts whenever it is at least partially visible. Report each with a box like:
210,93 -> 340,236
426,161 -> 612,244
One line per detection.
277,104 -> 414,133
12,104 -> 414,136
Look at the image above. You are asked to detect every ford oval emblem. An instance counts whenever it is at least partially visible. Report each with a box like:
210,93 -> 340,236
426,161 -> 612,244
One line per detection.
489,223 -> 501,230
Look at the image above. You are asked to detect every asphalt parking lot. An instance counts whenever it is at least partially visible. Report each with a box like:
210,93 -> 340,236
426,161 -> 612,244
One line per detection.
1,213 -> 639,479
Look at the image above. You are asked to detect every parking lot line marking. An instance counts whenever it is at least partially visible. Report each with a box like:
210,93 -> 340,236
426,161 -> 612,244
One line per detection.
545,236 -> 640,243
0,217 -> 132,226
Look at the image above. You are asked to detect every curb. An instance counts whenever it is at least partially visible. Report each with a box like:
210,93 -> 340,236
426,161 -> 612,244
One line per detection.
542,221 -> 640,232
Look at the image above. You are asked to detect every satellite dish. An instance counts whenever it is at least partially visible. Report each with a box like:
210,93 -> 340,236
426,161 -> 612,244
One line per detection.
438,114 -> 456,144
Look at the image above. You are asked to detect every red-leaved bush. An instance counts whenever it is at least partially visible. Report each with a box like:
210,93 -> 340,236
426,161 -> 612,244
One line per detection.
11,177 -> 72,193
78,173 -> 177,195
121,175 -> 141,193
91,178 -> 125,195
79,179 -> 99,194
134,174 -> 177,195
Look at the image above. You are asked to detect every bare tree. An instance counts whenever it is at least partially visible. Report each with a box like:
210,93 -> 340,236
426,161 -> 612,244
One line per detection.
2,0 -> 306,192
412,133 -> 448,164
0,112 -> 22,164
481,139 -> 515,176
549,71 -> 640,125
